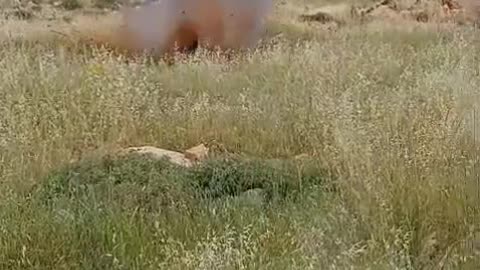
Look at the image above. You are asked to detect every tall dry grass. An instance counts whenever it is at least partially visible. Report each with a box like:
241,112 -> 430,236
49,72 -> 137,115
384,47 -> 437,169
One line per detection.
0,0 -> 479,269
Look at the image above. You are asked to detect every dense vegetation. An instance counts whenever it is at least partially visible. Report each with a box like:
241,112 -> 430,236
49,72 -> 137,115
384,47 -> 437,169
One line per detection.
0,0 -> 479,269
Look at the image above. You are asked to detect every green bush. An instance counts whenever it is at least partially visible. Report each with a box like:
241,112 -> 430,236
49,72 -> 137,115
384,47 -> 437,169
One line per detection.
37,154 -> 330,212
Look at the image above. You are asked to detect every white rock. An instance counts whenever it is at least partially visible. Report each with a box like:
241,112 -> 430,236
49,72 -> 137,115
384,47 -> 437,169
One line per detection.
122,146 -> 193,167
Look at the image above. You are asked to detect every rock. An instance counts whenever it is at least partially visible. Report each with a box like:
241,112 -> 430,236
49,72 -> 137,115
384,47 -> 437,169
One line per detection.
119,143 -> 210,167
184,143 -> 209,162
415,10 -> 430,22
235,188 -> 264,207
121,146 -> 193,167
294,153 -> 310,160
444,0 -> 462,10
242,188 -> 264,198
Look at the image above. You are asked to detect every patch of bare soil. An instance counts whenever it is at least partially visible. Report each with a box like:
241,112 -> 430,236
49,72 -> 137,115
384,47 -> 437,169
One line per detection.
299,0 -> 479,27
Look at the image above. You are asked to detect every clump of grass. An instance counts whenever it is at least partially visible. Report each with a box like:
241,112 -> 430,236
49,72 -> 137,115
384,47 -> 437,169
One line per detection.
37,154 -> 329,210
61,0 -> 83,10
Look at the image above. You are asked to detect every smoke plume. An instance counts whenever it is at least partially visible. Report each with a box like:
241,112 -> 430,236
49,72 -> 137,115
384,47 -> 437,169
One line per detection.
119,0 -> 273,56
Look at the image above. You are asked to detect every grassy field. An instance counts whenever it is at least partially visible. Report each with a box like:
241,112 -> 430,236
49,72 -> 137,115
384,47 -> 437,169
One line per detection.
0,0 -> 479,269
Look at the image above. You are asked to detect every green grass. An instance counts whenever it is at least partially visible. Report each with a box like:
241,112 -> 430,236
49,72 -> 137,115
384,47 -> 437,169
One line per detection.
2,155 -> 329,269
1,1 -> 480,269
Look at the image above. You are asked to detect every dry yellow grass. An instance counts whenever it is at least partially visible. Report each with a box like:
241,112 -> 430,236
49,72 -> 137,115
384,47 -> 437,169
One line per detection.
0,0 -> 479,269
